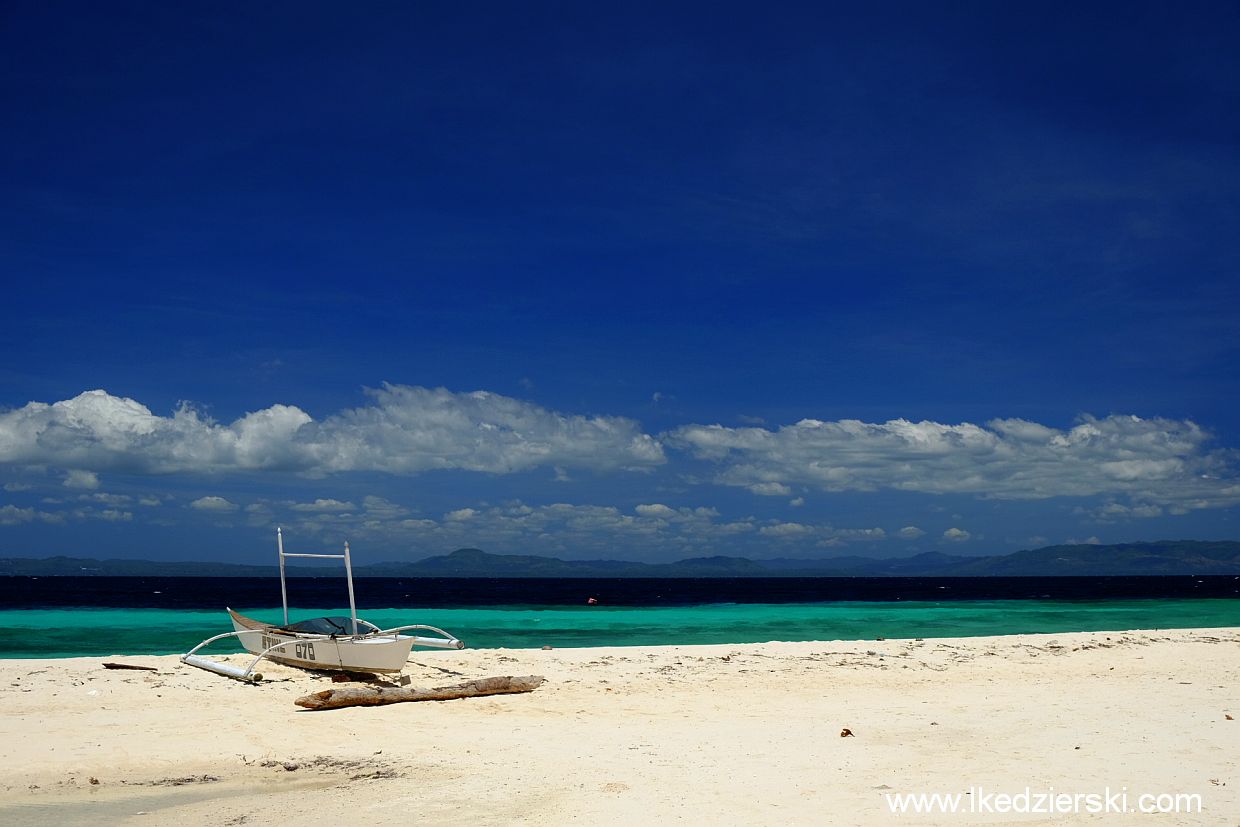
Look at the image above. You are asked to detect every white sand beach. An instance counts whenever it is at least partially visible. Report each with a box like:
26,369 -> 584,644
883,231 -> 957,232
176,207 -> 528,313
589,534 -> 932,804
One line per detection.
1,629 -> 1237,826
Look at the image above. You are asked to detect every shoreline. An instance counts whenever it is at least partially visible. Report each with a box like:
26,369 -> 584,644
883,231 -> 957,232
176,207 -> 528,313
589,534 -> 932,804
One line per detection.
2,622 -> 1239,659
4,628 -> 1238,825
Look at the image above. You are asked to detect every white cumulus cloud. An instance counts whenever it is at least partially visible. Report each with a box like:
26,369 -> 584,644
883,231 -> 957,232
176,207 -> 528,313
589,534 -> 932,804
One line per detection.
666,414 -> 1240,511
758,522 -> 885,545
1081,501 -> 1165,522
63,470 -> 99,490
190,496 -> 238,512
8,505 -> 66,524
0,505 -> 37,525
747,482 -> 792,496
759,521 -> 814,537
81,493 -> 131,506
290,498 -> 355,513
0,386 -> 665,478
361,496 -> 408,520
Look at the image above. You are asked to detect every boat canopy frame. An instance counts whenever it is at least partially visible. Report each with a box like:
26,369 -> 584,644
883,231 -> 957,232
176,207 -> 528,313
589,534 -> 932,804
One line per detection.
278,527 -> 361,636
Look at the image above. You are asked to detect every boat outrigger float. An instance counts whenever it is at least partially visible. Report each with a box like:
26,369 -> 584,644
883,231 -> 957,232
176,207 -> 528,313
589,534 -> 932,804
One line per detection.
181,529 -> 464,683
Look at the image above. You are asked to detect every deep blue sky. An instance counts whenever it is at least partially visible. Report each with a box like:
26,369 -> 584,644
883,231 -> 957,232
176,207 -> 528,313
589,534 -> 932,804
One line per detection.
2,2 -> 1238,563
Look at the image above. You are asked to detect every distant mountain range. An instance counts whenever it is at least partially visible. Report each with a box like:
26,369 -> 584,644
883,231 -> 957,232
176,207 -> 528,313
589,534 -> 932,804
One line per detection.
2,540 -> 1239,577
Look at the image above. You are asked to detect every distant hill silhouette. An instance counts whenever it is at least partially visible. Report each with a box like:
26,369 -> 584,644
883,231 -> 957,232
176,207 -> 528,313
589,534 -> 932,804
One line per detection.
2,540 -> 1238,577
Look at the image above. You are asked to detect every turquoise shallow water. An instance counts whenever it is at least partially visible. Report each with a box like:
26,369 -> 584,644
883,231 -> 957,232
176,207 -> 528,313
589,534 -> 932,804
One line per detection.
3,598 -> 1240,658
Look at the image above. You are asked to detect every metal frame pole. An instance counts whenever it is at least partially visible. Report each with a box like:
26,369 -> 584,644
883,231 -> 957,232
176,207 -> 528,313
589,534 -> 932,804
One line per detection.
344,541 -> 358,636
277,527 -> 289,625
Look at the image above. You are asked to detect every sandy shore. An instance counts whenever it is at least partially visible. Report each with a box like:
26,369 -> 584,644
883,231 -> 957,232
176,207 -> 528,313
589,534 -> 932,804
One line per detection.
1,629 -> 1237,826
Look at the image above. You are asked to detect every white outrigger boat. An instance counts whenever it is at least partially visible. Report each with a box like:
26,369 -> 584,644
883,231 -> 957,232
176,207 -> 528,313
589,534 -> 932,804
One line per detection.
182,529 -> 463,682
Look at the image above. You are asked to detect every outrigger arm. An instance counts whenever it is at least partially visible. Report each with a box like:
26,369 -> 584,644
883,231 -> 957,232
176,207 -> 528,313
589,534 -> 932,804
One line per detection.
180,629 -> 279,683
180,626 -> 464,683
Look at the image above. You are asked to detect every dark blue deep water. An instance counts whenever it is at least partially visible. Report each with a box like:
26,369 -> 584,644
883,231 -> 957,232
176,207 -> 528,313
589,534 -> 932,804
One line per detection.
5,574 -> 1240,609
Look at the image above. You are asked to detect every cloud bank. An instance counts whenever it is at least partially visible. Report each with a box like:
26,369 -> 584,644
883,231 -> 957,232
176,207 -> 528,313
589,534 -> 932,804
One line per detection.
0,385 -> 665,477
667,415 -> 1240,510
2,388 -> 1238,515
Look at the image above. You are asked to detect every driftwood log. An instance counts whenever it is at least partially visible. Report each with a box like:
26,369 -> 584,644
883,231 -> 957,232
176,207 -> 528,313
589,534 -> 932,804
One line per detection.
295,675 -> 545,710
102,662 -> 159,671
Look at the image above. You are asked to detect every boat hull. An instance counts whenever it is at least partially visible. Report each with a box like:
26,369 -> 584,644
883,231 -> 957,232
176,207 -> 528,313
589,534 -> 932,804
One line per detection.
228,609 -> 416,673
